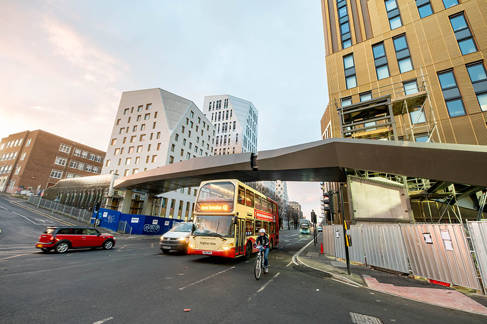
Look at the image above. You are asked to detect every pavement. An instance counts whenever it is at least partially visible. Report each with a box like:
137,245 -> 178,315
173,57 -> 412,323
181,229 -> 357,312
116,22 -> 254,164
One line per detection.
296,232 -> 487,317
2,195 -> 487,323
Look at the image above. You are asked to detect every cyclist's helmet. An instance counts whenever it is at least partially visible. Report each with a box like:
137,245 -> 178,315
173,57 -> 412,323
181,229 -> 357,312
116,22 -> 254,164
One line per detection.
259,228 -> 266,233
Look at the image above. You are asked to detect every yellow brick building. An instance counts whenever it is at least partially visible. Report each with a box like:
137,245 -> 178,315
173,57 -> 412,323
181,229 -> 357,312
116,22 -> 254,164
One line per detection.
320,0 -> 487,144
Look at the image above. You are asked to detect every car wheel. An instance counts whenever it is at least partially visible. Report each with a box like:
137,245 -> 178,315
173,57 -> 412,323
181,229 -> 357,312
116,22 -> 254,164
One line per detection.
55,242 -> 69,254
103,240 -> 114,250
41,248 -> 50,253
161,249 -> 169,254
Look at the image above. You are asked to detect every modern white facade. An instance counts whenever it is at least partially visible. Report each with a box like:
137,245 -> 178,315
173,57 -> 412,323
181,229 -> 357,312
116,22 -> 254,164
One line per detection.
275,180 -> 289,204
102,88 -> 215,220
202,95 -> 258,155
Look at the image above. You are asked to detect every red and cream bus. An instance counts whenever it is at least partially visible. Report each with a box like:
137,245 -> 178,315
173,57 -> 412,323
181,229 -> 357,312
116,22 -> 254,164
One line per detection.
187,179 -> 279,258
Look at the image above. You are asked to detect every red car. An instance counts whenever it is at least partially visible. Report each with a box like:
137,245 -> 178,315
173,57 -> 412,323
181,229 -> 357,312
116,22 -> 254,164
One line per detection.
35,226 -> 116,253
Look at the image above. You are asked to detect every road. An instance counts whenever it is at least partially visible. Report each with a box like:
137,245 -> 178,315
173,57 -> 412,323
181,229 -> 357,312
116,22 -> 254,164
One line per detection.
0,195 -> 485,324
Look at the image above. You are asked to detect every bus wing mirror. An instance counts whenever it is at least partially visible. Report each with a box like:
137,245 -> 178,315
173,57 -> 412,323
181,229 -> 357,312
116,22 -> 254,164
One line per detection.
192,224 -> 196,233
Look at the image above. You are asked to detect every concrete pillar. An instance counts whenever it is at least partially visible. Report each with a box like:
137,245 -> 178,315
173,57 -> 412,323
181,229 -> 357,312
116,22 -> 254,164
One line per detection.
142,194 -> 155,216
120,190 -> 133,214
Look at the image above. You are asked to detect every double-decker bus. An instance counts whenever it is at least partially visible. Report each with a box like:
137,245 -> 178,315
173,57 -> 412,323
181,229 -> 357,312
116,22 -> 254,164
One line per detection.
187,179 -> 279,258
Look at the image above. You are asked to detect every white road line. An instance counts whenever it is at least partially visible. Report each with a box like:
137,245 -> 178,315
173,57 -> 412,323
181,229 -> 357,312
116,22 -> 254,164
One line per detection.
0,205 -> 8,211
93,317 -> 114,324
179,267 -> 235,291
332,278 -> 361,288
12,212 -> 43,225
256,272 -> 280,293
0,253 -> 31,261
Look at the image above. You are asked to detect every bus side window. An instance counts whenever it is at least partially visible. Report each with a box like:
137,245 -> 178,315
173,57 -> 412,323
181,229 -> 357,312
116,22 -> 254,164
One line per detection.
238,186 -> 245,205
264,222 -> 269,234
246,189 -> 254,208
246,220 -> 253,236
255,220 -> 262,234
255,196 -> 262,211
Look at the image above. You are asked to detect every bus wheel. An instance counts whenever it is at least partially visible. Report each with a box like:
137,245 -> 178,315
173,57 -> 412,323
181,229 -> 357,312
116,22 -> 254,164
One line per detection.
244,242 -> 252,259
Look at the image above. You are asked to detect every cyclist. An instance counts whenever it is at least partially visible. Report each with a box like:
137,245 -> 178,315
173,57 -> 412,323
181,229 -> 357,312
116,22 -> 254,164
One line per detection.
256,228 -> 270,273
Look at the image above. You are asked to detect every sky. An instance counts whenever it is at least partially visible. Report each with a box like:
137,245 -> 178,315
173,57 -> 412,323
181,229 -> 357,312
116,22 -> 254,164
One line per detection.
0,0 -> 328,220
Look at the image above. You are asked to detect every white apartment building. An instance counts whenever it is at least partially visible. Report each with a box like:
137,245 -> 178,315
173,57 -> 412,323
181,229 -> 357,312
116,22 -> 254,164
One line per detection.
275,180 -> 289,204
102,88 -> 215,220
202,95 -> 258,155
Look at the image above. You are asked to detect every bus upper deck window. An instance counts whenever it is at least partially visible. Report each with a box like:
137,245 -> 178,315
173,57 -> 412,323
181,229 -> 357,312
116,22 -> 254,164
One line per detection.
245,189 -> 254,207
238,186 -> 245,205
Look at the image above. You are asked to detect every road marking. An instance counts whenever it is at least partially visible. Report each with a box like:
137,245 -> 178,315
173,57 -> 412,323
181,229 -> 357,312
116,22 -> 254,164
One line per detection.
0,205 -> 8,211
179,266 -> 235,291
93,317 -> 114,324
12,212 -> 43,225
332,278 -> 361,288
256,272 -> 280,293
9,201 -> 74,226
0,253 -> 31,261
290,238 -> 314,266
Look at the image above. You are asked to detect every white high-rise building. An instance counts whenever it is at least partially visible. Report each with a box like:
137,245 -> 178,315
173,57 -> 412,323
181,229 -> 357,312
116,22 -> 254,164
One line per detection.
202,95 -> 258,155
102,88 -> 215,220
275,180 -> 289,204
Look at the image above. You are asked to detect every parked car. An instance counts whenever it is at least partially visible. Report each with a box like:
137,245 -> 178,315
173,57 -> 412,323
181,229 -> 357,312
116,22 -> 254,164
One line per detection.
160,222 -> 193,254
35,226 -> 116,253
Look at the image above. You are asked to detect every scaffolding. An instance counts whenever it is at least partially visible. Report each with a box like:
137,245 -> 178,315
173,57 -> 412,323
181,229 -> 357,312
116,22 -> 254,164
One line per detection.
336,69 -> 440,143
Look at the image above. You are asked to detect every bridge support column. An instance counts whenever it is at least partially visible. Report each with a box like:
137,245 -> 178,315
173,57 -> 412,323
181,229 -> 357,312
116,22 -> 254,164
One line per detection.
120,190 -> 133,214
142,194 -> 155,216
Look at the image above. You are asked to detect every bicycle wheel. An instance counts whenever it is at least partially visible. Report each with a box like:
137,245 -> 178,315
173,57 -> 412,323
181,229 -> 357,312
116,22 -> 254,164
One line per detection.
254,253 -> 262,280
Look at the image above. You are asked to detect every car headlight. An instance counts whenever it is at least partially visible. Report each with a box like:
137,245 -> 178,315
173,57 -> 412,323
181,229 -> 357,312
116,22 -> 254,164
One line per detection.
179,237 -> 189,243
160,235 -> 165,241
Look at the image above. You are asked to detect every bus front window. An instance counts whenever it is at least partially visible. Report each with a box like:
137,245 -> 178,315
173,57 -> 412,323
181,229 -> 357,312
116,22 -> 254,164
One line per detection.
196,182 -> 235,213
193,215 -> 234,238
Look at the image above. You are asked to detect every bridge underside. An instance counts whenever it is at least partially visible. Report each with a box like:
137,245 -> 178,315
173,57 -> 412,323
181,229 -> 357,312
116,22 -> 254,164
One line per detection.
114,138 -> 487,193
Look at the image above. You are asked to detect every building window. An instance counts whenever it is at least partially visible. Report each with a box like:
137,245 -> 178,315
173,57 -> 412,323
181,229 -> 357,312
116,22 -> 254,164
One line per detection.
449,13 -> 477,55
70,160 -> 79,169
360,91 -> 372,102
171,144 -> 175,152
169,156 -> 174,164
140,134 -> 146,141
466,61 -> 487,111
403,80 -> 419,95
105,159 -> 111,167
111,138 -> 116,146
393,34 -> 413,73
125,158 -> 131,165
416,0 -> 433,18
372,42 -> 390,80
437,70 -> 466,117
341,97 -> 352,107
15,166 -> 21,175
152,155 -> 157,163
443,0 -> 458,9
343,54 -> 357,89
124,108 -> 129,115
410,108 -> 427,124
54,156 -> 67,166
50,170 -> 63,179
336,0 -> 352,49
59,144 -> 71,154
20,153 -> 26,161
146,103 -> 152,110
384,0 -> 402,30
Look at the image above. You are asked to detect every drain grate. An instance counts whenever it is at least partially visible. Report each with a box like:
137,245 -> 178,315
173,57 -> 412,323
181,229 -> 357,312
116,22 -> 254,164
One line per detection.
350,312 -> 383,324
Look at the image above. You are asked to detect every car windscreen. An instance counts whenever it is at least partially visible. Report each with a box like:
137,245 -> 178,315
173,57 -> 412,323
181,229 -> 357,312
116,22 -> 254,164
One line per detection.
170,223 -> 193,233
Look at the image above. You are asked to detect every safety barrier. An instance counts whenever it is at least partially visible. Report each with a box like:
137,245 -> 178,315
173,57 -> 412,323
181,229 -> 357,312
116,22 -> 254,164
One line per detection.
92,208 -> 183,236
321,222 -> 485,291
27,195 -> 92,224
466,221 -> 487,293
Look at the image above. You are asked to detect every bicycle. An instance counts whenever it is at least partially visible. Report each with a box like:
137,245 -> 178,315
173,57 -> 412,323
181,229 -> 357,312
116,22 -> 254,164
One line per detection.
254,245 -> 265,280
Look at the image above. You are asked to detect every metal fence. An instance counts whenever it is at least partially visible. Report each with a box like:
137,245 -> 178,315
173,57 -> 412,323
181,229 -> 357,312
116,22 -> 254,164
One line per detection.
321,222 -> 484,290
322,225 -> 335,256
401,223 -> 481,290
27,195 -> 92,224
467,221 -> 487,293
362,224 -> 409,273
